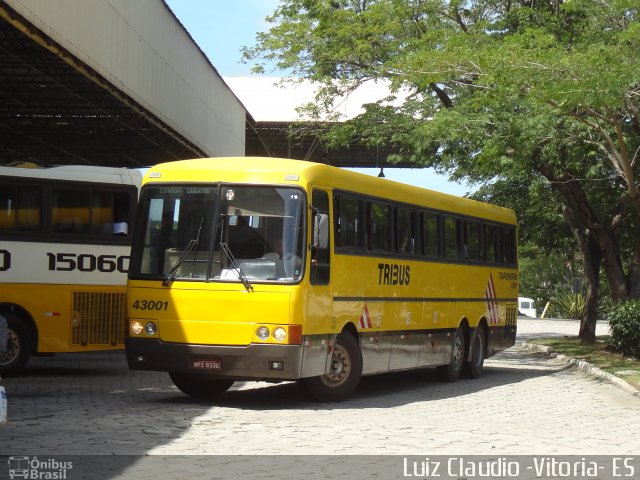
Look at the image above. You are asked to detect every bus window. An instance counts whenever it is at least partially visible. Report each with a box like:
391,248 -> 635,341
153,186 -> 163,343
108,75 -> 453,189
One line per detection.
443,216 -> 459,258
0,185 -> 41,232
139,186 -> 216,277
484,224 -> 499,263
52,189 -> 91,234
311,189 -> 330,285
502,226 -> 517,265
421,211 -> 439,257
336,196 -> 362,250
91,191 -> 132,236
465,220 -> 482,261
367,202 -> 390,252
395,207 -> 415,255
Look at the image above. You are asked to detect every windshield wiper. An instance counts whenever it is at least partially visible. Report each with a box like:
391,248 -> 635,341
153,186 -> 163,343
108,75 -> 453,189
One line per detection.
220,242 -> 253,292
163,218 -> 203,287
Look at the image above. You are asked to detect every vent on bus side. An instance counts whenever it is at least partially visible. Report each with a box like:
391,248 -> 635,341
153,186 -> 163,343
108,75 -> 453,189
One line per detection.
72,292 -> 127,346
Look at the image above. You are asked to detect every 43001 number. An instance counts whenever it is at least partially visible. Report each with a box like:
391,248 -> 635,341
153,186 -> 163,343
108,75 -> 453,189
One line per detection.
132,299 -> 169,311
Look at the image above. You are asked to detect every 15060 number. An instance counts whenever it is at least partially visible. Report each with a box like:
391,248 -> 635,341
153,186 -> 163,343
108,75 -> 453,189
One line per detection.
47,252 -> 129,273
132,300 -> 169,311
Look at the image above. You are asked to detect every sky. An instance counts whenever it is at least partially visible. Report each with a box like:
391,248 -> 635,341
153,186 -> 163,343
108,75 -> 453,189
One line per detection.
163,0 -> 471,196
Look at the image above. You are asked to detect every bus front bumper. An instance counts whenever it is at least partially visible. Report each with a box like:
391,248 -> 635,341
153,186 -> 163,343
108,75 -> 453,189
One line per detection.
125,338 -> 304,380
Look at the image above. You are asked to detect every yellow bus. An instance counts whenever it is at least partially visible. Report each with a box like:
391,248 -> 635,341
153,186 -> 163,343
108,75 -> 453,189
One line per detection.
0,165 -> 141,375
125,157 -> 518,401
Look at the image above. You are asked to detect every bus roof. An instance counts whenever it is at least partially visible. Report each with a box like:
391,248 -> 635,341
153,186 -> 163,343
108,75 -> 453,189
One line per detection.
0,165 -> 142,186
146,157 -> 516,224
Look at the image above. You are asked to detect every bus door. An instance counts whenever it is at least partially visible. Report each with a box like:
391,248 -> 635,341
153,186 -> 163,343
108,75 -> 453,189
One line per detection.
301,189 -> 332,377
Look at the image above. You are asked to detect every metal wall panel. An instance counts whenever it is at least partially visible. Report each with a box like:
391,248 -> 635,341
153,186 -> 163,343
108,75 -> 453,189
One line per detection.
5,0 -> 245,158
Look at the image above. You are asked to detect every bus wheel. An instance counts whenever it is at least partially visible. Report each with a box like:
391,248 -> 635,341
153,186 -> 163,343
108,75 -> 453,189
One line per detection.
302,332 -> 362,402
463,327 -> 485,379
437,327 -> 465,382
169,372 -> 234,399
0,313 -> 33,377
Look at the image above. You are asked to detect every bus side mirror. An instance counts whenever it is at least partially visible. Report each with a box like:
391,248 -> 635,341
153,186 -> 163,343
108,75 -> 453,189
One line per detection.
313,212 -> 329,249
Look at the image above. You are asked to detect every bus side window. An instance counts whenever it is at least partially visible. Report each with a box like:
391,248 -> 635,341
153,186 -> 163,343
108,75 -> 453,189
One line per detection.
443,215 -> 459,258
395,207 -> 416,255
0,186 -> 17,230
92,191 -> 132,236
336,196 -> 362,250
465,220 -> 482,261
484,224 -> 499,263
366,201 -> 390,252
421,211 -> 439,257
311,190 -> 330,285
0,185 -> 42,232
52,189 -> 91,234
501,226 -> 517,265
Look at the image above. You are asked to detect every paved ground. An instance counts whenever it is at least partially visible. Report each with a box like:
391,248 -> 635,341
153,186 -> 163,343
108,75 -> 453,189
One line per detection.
0,318 -> 638,478
516,316 -> 610,340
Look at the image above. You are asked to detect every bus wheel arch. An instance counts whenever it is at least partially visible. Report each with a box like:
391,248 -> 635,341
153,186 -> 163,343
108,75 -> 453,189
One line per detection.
0,307 -> 36,376
463,320 -> 487,379
301,326 -> 362,402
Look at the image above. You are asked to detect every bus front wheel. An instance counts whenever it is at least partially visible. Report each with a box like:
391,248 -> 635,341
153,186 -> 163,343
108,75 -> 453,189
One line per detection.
437,326 -> 465,382
0,313 -> 33,377
169,372 -> 234,399
301,331 -> 362,402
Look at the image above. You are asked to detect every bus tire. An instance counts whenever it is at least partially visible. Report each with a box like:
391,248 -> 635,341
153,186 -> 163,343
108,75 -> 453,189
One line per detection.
169,372 -> 234,399
0,313 -> 33,377
437,327 -> 465,382
301,331 -> 362,402
462,326 -> 485,379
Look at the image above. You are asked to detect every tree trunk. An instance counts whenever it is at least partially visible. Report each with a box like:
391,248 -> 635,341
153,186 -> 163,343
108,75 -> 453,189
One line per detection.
539,165 -> 628,300
628,256 -> 640,299
563,207 -> 600,343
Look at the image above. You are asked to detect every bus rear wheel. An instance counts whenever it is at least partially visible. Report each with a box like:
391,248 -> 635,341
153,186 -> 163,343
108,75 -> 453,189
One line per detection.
0,313 -> 33,377
301,331 -> 362,402
463,326 -> 486,379
169,372 -> 234,399
437,326 -> 465,382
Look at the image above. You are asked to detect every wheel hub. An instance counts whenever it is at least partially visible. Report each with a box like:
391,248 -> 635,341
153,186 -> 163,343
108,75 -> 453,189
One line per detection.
0,330 -> 19,365
323,345 -> 350,386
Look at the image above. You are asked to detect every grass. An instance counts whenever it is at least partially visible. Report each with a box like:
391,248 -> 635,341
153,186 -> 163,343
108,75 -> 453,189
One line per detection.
527,335 -> 640,391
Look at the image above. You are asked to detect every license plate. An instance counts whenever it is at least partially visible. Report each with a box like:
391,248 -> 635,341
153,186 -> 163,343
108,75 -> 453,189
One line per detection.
191,359 -> 222,370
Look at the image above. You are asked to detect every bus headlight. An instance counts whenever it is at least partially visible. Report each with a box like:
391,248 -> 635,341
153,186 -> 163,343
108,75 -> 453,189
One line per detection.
144,321 -> 157,336
130,321 -> 144,336
273,327 -> 287,342
256,326 -> 270,341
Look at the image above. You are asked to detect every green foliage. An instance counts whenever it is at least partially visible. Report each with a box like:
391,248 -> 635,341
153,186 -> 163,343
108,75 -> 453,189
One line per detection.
245,0 -> 640,325
550,290 -> 586,320
607,300 -> 640,359
519,247 -> 583,313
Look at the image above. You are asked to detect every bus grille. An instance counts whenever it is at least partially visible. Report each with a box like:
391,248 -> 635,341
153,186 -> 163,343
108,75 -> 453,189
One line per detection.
72,292 -> 126,346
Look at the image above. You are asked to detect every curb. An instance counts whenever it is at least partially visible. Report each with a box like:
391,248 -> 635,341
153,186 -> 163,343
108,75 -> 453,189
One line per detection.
519,341 -> 640,397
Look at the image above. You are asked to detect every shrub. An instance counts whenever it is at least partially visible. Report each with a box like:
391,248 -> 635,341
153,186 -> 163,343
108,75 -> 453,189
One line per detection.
550,289 -> 585,320
608,300 -> 640,359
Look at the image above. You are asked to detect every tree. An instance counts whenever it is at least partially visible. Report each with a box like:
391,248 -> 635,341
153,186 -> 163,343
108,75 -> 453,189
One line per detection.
244,0 -> 640,342
472,177 -> 582,314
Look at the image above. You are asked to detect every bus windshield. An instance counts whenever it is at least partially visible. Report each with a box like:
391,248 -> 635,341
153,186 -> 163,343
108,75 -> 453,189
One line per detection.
132,184 -> 306,283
